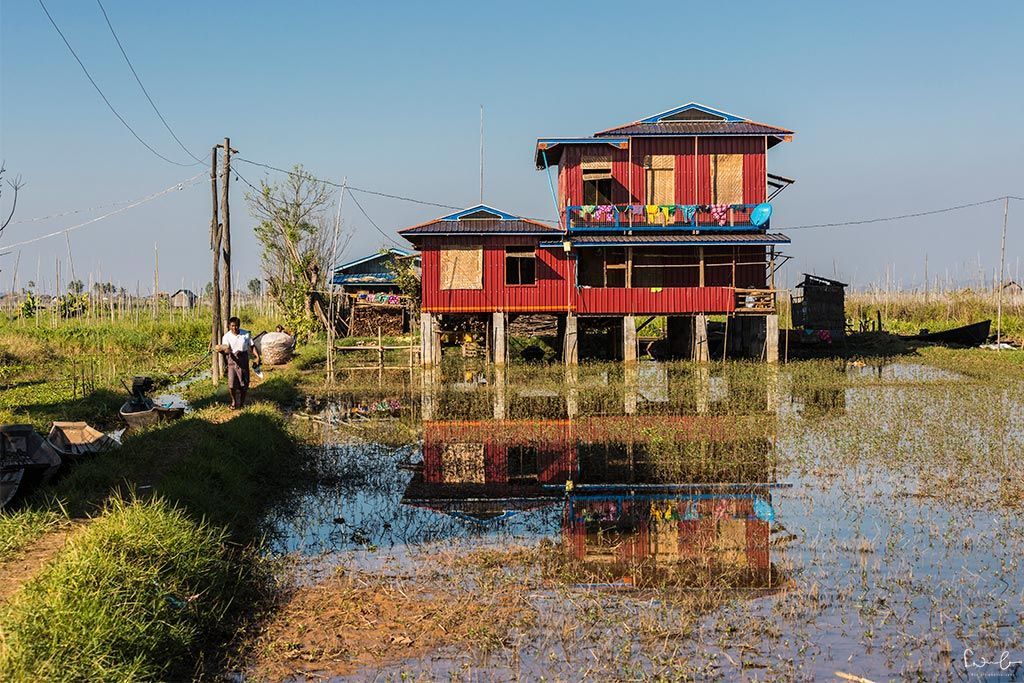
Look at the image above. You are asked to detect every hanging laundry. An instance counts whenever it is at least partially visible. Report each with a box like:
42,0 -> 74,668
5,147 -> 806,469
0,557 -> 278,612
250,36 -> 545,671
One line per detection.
658,205 -> 676,223
630,204 -> 645,218
710,204 -> 730,226
594,205 -> 613,222
681,205 -> 698,223
644,204 -> 659,223
580,205 -> 597,221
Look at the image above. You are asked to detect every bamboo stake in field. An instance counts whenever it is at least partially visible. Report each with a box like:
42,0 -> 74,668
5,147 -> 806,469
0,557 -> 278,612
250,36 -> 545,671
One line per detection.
997,197 -> 1008,348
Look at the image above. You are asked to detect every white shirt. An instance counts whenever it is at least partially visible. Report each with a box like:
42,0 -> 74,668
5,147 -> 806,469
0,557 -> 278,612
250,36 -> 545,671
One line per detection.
221,329 -> 252,354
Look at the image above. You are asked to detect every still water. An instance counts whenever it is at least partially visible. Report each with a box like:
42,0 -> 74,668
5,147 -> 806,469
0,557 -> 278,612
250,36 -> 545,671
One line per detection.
263,361 -> 1024,681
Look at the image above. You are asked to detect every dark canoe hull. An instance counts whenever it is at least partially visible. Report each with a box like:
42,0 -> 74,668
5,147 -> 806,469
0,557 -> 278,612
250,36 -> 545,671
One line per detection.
1,424 -> 62,509
915,320 -> 991,346
47,422 -> 119,461
119,402 -> 184,430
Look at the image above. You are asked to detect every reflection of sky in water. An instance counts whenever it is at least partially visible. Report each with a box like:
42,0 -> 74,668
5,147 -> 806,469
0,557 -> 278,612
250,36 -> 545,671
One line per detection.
265,443 -> 562,557
262,362 -> 1024,680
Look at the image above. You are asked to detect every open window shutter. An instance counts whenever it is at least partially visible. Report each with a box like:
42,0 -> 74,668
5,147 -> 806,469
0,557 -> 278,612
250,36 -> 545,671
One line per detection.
711,154 -> 744,205
440,246 -> 483,290
644,154 -> 675,205
582,153 -> 612,180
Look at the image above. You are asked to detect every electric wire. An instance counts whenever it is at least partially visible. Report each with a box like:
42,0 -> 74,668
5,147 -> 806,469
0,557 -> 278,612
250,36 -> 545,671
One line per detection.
36,0 -> 200,167
95,0 -> 203,163
1,173 -> 205,250
775,197 -> 1017,230
344,188 -> 403,248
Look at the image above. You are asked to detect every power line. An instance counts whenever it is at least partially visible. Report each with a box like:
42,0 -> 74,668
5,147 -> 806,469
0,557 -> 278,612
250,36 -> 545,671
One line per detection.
345,188 -> 402,248
776,196 -> 1015,231
2,173 -> 205,250
95,0 -> 203,163
37,0 -> 200,167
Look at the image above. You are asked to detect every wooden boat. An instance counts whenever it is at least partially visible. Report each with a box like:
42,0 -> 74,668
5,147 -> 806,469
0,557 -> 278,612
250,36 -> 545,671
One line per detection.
47,422 -> 119,461
119,399 -> 184,430
913,320 -> 991,346
1,424 -> 62,509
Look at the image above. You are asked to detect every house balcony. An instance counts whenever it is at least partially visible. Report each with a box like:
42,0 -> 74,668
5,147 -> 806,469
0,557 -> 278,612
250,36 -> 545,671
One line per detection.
564,204 -> 768,233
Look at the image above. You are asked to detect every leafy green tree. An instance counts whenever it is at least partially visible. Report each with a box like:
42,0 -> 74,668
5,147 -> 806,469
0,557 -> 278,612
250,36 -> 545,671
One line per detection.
246,165 -> 337,339
247,278 -> 262,297
68,279 -> 84,294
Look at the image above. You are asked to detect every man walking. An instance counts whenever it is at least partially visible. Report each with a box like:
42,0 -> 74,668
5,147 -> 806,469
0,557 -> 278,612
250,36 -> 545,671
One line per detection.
215,316 -> 261,409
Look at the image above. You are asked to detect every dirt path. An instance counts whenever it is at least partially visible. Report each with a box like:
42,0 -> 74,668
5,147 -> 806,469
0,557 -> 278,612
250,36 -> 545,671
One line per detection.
0,522 -> 85,603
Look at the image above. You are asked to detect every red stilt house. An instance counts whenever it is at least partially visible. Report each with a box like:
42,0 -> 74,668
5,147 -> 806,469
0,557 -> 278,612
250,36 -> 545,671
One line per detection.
404,103 -> 794,365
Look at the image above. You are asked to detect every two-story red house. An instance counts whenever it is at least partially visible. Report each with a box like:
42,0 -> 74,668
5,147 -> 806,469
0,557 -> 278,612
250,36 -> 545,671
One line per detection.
402,103 -> 793,365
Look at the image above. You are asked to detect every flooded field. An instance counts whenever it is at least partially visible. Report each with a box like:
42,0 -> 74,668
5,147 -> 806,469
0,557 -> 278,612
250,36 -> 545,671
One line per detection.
252,360 -> 1024,681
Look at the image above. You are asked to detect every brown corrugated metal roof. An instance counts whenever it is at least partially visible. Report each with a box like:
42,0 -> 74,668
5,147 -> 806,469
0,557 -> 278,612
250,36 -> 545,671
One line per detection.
400,218 -> 560,236
595,121 -> 793,137
552,233 -> 790,246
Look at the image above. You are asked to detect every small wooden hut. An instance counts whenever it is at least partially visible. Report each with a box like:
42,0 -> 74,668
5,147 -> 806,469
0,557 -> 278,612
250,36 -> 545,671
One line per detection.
170,289 -> 197,309
790,274 -> 847,337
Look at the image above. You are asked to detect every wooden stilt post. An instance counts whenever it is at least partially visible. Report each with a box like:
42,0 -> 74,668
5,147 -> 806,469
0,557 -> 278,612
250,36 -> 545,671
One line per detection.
210,145 -> 222,385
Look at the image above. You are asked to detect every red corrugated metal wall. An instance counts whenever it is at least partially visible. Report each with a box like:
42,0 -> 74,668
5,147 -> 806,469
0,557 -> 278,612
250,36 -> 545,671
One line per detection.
559,136 -> 766,207
420,235 -> 572,313
577,286 -> 735,315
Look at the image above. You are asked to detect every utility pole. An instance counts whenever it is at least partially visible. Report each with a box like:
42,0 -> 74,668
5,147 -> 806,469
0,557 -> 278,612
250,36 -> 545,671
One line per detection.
479,105 -> 484,204
210,144 -> 222,384
219,138 -> 235,332
997,197 -> 1008,348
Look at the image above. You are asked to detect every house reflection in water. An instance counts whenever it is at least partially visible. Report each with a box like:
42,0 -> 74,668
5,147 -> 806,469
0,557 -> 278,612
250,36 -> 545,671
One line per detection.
401,409 -> 786,589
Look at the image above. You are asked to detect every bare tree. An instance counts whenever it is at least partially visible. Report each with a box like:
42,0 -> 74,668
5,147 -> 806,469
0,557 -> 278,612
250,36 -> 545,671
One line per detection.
246,165 -> 342,338
0,162 -> 25,240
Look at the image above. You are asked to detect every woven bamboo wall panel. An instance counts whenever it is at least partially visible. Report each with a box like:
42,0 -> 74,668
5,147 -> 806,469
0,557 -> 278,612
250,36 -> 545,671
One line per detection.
439,246 -> 483,290
441,443 -> 486,483
581,152 -> 611,170
644,154 -> 675,205
711,154 -> 744,205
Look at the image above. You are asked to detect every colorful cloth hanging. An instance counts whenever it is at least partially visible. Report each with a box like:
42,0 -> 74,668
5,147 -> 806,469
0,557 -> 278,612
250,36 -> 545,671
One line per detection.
644,205 -> 660,223
710,204 -> 730,226
658,205 -> 676,223
681,205 -> 698,222
580,205 -> 597,220
593,205 -> 614,222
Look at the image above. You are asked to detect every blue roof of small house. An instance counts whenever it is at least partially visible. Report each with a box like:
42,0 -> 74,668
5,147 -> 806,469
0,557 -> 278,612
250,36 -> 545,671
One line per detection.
332,248 -> 415,286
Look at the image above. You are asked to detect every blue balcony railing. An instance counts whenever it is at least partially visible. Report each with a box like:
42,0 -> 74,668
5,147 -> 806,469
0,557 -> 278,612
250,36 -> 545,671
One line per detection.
565,204 -> 769,233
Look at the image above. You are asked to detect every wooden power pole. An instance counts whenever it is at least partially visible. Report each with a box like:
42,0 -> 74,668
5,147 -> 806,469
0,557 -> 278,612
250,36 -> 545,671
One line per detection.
210,144 -> 222,384
219,137 -> 234,332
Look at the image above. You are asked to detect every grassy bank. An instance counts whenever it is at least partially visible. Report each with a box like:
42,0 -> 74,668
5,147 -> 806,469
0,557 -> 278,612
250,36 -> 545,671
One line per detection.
0,510 -> 65,563
0,496 -> 259,681
847,289 -> 1024,338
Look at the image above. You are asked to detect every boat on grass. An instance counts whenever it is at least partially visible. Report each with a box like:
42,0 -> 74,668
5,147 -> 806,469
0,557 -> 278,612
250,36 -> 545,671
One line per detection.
1,424 -> 62,509
912,320 -> 991,346
47,421 -> 119,460
119,399 -> 184,430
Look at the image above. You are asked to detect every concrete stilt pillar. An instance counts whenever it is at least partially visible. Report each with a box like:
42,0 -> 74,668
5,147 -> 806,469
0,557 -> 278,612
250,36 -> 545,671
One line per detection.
624,363 -> 638,415
420,312 -> 436,367
766,314 -> 779,364
623,315 -> 637,364
564,313 -> 578,365
421,366 -> 437,420
565,365 -> 579,419
492,365 -> 506,419
491,311 -> 507,366
693,314 -> 710,363
695,364 -> 710,415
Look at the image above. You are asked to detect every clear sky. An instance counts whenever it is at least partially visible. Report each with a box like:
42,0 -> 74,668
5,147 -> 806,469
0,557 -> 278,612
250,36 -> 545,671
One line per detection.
2,0 -> 1023,294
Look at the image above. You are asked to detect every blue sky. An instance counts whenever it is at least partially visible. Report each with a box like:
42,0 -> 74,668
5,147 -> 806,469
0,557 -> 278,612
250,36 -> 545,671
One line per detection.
2,0 -> 1023,293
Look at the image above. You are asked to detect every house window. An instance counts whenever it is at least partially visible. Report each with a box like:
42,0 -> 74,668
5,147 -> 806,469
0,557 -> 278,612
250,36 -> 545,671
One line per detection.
505,246 -> 536,286
507,446 -> 539,482
711,154 -> 744,205
582,154 -> 613,206
579,247 -> 626,288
